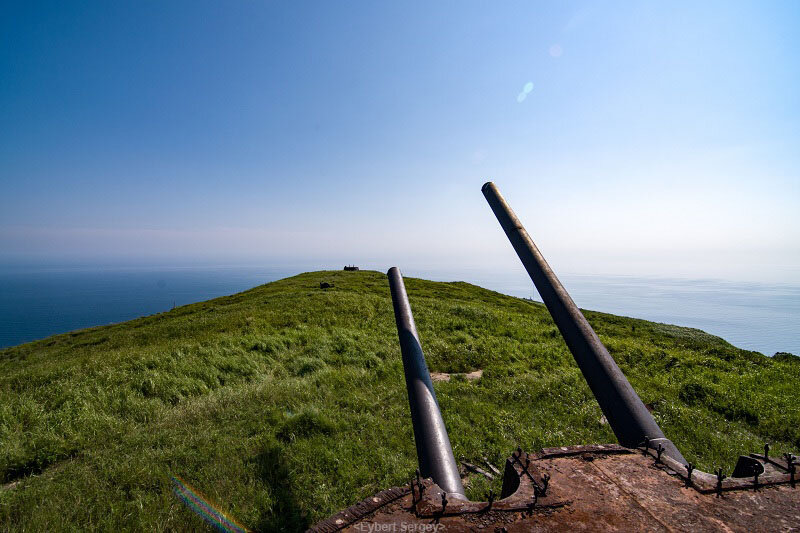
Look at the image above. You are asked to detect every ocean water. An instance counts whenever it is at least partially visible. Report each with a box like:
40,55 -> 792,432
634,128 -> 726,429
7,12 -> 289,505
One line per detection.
0,267 -> 297,350
0,266 -> 797,356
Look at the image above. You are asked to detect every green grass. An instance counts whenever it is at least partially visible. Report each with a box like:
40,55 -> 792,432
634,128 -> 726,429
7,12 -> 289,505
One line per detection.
1,270 -> 797,531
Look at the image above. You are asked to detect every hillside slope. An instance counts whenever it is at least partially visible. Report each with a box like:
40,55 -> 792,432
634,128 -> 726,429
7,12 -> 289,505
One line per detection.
1,270 -> 798,531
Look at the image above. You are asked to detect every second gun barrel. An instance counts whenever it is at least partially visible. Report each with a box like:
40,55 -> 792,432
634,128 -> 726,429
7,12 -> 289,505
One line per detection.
482,181 -> 686,465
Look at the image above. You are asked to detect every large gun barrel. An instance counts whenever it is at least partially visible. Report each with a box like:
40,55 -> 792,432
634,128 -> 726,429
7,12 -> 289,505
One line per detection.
387,267 -> 466,498
481,182 -> 687,465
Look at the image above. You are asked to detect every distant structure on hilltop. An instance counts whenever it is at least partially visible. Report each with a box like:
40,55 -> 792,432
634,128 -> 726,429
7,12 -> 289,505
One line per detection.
343,265 -> 359,271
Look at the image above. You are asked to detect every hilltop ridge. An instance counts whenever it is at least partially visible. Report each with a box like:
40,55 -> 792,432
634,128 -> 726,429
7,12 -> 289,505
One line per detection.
1,270 -> 798,530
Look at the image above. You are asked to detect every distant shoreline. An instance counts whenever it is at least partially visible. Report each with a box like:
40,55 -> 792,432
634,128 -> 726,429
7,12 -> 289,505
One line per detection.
1,267 -> 798,355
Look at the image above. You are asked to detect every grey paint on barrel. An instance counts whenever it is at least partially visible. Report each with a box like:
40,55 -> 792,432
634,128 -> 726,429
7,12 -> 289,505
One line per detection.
387,267 -> 467,498
481,181 -> 687,465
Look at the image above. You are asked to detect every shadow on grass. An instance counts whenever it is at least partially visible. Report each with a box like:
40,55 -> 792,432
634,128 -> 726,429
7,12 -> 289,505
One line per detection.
252,442 -> 309,532
2,449 -> 78,484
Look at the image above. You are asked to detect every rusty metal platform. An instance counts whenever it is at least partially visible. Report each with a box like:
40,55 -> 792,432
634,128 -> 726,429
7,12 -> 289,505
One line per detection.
309,445 -> 799,532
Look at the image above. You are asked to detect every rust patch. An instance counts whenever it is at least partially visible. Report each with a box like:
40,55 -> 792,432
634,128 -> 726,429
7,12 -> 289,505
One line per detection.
309,445 -> 800,532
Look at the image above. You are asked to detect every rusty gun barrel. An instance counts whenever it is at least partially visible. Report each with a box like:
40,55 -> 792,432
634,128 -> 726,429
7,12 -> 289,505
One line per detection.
481,182 -> 687,465
387,267 -> 466,498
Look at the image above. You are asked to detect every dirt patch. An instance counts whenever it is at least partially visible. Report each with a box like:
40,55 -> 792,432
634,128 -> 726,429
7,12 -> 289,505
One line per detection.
430,369 -> 483,382
1,480 -> 20,492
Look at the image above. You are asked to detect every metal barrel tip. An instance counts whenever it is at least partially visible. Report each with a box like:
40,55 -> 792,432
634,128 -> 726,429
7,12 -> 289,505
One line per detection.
481,181 -> 495,192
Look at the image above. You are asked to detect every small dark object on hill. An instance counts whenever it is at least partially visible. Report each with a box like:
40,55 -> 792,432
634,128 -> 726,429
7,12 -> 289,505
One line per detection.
343,265 -> 359,271
319,282 -> 334,289
773,352 -> 798,363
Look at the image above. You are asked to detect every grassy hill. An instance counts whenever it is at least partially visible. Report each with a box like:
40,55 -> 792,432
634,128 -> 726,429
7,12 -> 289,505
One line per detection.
1,270 -> 798,531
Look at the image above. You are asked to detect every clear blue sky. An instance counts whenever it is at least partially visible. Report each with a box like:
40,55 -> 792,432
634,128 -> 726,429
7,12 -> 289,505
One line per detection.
2,1 -> 798,281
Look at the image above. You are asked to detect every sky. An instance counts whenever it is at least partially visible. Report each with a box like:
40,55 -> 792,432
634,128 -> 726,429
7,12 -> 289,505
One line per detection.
2,1 -> 799,282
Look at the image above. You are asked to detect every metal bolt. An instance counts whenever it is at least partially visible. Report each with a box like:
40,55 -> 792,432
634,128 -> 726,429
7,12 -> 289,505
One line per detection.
485,489 -> 495,512
764,443 -> 770,461
656,444 -> 664,464
511,448 -> 522,467
785,454 -> 796,488
641,435 -> 650,456
540,473 -> 550,496
410,480 -> 417,506
685,462 -> 695,487
715,468 -> 726,498
753,471 -> 760,492
520,457 -> 531,477
441,493 -> 448,514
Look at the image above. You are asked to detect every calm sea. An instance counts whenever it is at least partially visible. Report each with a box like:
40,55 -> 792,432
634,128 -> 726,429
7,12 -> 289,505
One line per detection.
0,266 -> 797,356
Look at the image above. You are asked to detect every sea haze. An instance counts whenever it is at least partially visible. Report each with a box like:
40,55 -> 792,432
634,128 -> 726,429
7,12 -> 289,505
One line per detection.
0,266 -> 797,357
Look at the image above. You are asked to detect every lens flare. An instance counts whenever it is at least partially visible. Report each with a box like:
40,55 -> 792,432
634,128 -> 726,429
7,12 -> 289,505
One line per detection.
172,476 -> 249,532
517,81 -> 533,102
